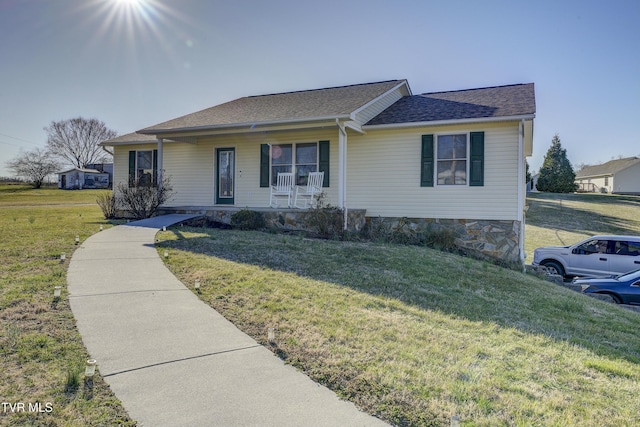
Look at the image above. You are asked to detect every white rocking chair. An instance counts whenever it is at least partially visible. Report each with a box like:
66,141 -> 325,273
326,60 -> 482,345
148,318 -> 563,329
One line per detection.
269,172 -> 294,208
294,171 -> 324,209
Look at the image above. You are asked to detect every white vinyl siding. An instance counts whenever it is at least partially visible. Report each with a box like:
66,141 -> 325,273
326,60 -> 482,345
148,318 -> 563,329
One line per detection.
614,164 -> 640,194
347,122 -> 520,220
112,122 -> 522,220
113,130 -> 338,208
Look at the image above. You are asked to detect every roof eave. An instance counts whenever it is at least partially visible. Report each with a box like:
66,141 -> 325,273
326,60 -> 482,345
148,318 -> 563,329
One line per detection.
99,140 -> 159,147
140,114 -> 351,136
363,114 -> 536,130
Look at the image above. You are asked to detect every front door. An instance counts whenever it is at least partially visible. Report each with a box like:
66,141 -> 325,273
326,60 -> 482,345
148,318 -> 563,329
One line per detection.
216,148 -> 235,205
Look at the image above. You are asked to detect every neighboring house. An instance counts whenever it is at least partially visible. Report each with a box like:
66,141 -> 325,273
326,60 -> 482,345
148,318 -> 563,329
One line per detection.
58,168 -> 110,190
575,157 -> 640,195
86,163 -> 114,186
101,80 -> 535,263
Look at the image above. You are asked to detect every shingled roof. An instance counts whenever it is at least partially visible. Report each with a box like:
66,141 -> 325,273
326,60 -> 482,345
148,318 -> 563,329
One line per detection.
366,83 -> 535,126
576,157 -> 640,178
100,131 -> 159,145
139,80 -> 407,134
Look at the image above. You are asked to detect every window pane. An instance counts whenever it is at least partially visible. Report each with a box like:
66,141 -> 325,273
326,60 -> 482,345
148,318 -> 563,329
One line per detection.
437,134 -> 467,159
296,165 -> 317,185
437,135 -> 453,160
271,145 -> 292,165
296,143 -> 318,185
296,144 -> 317,164
453,134 -> 467,158
271,165 -> 292,185
137,151 -> 152,169
437,160 -> 466,185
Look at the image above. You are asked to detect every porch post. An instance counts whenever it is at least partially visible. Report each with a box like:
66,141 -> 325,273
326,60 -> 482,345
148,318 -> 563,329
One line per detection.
157,138 -> 164,192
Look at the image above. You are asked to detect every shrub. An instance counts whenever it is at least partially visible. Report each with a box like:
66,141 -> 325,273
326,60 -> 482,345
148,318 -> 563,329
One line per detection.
231,209 -> 266,230
303,193 -> 344,239
96,192 -> 117,219
424,227 -> 457,251
115,175 -> 175,219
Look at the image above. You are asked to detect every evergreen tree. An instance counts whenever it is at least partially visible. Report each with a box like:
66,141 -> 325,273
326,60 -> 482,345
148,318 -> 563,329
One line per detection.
536,134 -> 577,193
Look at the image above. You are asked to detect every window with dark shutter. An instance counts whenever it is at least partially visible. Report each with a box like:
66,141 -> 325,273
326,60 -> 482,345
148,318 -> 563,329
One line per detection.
469,132 -> 484,186
259,144 -> 270,188
319,140 -> 330,187
420,135 -> 434,187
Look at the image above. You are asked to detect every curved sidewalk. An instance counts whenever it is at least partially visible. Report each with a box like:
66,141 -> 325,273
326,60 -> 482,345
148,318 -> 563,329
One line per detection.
68,214 -> 388,427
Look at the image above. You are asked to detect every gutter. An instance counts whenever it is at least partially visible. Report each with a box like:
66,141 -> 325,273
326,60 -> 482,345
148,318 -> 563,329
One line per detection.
140,114 -> 351,136
363,114 -> 536,131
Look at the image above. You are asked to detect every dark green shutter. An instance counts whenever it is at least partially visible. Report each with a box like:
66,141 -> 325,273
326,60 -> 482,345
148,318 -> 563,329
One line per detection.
420,135 -> 434,187
128,150 -> 136,187
152,149 -> 158,187
318,140 -> 330,187
259,144 -> 270,187
469,132 -> 484,186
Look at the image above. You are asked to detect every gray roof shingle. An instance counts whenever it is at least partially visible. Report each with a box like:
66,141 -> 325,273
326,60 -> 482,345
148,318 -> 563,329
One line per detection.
140,80 -> 406,134
366,83 -> 535,126
101,131 -> 159,145
576,157 -> 640,178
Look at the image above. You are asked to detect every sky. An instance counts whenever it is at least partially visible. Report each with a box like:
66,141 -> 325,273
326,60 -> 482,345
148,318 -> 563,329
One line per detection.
1,0 -> 638,177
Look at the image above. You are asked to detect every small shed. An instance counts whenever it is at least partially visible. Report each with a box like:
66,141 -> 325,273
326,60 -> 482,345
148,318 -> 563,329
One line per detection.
58,168 -> 110,190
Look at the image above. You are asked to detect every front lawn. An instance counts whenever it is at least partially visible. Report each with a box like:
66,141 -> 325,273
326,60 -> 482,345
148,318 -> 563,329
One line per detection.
0,186 -> 135,426
158,225 -> 640,426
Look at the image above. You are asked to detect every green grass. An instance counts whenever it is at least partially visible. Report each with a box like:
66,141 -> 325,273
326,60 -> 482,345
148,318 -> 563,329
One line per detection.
158,215 -> 640,426
0,184 -> 110,206
0,185 -> 135,426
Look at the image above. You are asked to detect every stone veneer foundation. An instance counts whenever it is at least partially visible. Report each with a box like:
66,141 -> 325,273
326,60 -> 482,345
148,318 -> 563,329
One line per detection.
367,217 -> 522,264
158,207 -> 521,264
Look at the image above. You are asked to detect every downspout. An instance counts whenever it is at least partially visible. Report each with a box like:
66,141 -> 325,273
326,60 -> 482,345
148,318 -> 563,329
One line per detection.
101,146 -> 114,156
336,119 -> 348,230
518,120 -> 525,265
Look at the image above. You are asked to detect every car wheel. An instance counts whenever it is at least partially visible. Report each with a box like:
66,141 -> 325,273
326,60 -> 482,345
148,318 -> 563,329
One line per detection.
605,293 -> 622,304
541,260 -> 565,278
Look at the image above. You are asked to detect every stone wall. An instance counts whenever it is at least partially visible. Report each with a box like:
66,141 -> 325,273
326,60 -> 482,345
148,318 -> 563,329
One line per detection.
367,217 -> 522,264
158,207 -> 367,234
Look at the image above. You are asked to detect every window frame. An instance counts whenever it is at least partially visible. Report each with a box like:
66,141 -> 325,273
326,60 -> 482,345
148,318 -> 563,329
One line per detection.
129,149 -> 157,187
269,142 -> 319,186
435,132 -> 470,187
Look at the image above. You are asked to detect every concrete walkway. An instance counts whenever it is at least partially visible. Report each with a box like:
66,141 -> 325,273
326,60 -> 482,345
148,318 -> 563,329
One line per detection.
68,215 -> 388,427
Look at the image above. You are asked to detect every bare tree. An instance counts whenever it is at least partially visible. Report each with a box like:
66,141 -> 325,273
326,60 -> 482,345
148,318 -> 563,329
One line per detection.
44,117 -> 116,168
6,148 -> 61,188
